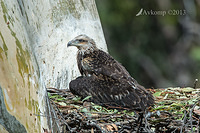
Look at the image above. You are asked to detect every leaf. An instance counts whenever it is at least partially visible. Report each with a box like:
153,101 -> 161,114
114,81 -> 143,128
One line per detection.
170,102 -> 183,107
58,102 -> 67,106
111,124 -> 118,131
181,87 -> 194,93
153,105 -> 169,110
129,111 -> 135,116
194,109 -> 200,115
91,128 -> 94,133
106,125 -> 114,131
91,103 -> 103,111
56,98 -> 65,101
111,118 -> 116,122
106,124 -> 118,131
153,91 -> 162,97
49,95 -> 59,98
163,93 -> 169,99
81,96 -> 92,102
81,108 -> 88,113
113,109 -> 118,113
72,96 -> 81,102
48,92 -> 51,97
81,108 -> 92,116
72,104 -> 81,108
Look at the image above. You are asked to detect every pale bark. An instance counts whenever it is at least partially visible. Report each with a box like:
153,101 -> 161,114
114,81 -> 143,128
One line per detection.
0,0 -> 107,132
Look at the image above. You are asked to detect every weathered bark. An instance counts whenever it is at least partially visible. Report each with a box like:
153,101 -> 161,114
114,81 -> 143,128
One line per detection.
0,0 -> 107,132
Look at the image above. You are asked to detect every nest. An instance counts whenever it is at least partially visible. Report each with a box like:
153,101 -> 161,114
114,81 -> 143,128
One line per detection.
46,87 -> 200,133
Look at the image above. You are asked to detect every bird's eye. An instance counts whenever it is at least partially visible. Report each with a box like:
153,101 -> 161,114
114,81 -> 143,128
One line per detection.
79,39 -> 85,42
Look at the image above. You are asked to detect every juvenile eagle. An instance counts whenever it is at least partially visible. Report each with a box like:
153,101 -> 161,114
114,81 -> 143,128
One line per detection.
67,35 -> 154,112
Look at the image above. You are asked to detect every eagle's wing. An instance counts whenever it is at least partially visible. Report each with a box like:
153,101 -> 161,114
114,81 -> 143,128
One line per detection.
77,52 -> 84,75
69,76 -> 154,111
74,49 -> 154,111
79,49 -> 135,82
94,50 -> 131,80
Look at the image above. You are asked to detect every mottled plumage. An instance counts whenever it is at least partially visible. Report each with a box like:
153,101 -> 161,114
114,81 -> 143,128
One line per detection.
67,34 -> 154,112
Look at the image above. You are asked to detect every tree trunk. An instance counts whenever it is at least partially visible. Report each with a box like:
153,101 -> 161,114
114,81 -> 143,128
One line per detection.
0,0 -> 107,132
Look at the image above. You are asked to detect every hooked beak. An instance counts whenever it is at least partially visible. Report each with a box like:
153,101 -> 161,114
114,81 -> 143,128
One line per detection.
67,40 -> 80,47
67,40 -> 73,47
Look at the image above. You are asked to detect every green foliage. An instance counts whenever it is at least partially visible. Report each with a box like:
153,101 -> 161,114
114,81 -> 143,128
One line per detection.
49,93 -> 66,102
58,102 -> 67,106
72,96 -> 81,102
81,96 -> 92,102
152,87 -> 200,120
96,0 -> 200,88
49,92 -> 136,122
48,88 -> 200,132
191,46 -> 200,61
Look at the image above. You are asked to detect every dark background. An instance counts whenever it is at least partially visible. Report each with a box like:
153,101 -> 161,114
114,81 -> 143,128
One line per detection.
96,0 -> 200,88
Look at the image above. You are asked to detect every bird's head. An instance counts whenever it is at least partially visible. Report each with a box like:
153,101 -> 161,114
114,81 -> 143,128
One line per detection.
67,34 -> 97,51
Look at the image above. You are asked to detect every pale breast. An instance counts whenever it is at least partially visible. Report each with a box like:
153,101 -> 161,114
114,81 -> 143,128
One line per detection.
81,57 -> 94,76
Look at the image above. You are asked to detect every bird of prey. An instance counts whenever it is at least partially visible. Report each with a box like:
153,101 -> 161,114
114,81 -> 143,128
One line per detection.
67,34 -> 154,112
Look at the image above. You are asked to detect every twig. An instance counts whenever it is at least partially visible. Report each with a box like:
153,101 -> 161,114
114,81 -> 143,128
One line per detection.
190,102 -> 198,133
182,105 -> 199,121
84,121 -> 105,132
48,98 -> 73,132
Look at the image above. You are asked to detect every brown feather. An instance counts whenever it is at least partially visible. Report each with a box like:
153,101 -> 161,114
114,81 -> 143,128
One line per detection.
68,34 -> 154,112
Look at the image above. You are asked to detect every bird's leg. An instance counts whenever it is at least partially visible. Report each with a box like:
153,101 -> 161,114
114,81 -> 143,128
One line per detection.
136,112 -> 144,132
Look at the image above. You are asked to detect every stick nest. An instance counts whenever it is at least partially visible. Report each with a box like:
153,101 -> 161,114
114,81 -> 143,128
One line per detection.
46,87 -> 200,133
